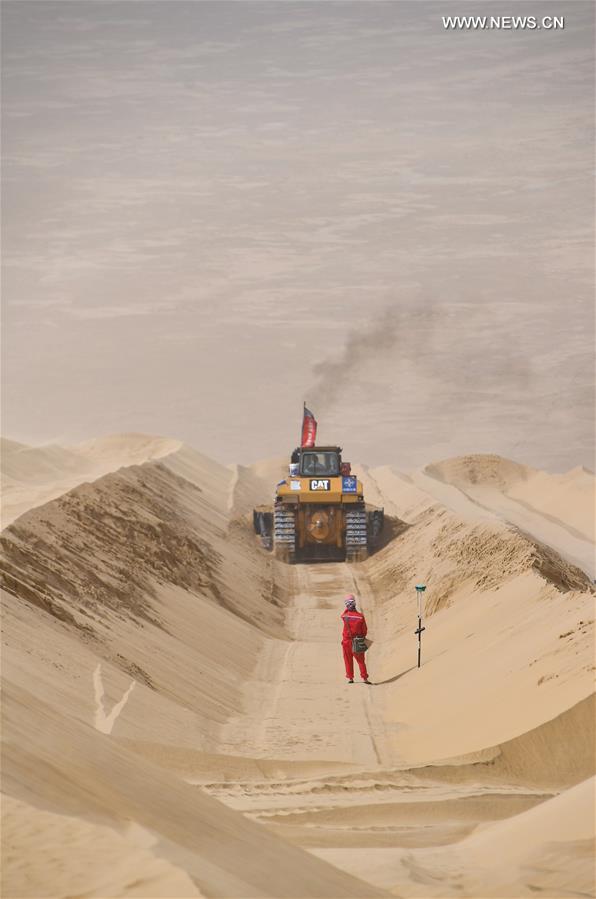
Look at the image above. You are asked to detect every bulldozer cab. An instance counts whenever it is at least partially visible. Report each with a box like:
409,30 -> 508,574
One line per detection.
297,446 -> 342,477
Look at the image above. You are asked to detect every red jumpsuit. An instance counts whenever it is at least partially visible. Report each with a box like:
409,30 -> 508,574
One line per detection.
341,610 -> 368,680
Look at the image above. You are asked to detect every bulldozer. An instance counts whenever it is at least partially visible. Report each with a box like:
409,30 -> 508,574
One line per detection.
253,445 -> 384,563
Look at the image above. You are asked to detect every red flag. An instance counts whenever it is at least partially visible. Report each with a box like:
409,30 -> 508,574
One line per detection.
301,404 -> 317,447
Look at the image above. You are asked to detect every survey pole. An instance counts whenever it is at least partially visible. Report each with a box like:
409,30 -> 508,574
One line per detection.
415,584 -> 426,668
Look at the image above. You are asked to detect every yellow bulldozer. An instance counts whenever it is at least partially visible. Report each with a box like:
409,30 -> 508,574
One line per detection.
253,445 -> 384,563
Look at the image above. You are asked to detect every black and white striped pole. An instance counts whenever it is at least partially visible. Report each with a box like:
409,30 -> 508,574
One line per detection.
415,584 -> 426,668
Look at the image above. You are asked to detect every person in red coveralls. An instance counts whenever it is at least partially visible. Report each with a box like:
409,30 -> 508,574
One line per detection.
341,595 -> 371,684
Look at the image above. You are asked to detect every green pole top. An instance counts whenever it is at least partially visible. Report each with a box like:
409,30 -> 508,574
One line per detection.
415,584 -> 426,592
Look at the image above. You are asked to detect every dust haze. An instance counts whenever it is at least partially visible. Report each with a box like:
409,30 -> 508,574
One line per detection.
2,1 -> 594,468
308,298 -> 532,412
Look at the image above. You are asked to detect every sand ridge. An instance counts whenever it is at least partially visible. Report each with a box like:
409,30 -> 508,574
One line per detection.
1,436 -> 594,897
0,433 -> 184,528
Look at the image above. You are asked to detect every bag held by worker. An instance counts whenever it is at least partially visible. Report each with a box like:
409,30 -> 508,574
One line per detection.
352,635 -> 368,654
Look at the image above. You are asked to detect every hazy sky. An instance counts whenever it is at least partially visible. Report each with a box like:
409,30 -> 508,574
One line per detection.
2,1 -> 594,469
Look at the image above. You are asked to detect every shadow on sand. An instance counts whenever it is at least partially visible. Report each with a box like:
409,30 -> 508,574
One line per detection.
373,665 -> 417,685
373,515 -> 411,552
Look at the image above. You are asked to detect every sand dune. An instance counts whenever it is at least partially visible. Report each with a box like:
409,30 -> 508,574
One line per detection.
1,444 -> 384,898
2,795 -> 203,898
425,455 -> 594,539
362,454 -> 595,577
320,775 -> 596,897
227,457 -> 287,519
0,433 -> 183,528
455,776 -> 595,888
1,437 -> 594,897
422,454 -> 595,574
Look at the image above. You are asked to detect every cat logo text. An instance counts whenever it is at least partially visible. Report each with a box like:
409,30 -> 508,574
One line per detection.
310,479 -> 331,491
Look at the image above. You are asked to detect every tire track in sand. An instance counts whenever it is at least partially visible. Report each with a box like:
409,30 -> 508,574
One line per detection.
221,558 -> 391,769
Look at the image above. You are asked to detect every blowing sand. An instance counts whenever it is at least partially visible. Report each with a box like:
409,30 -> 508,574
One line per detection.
1,436 -> 594,898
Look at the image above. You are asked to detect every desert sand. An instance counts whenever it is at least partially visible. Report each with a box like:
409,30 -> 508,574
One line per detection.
1,434 -> 594,898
